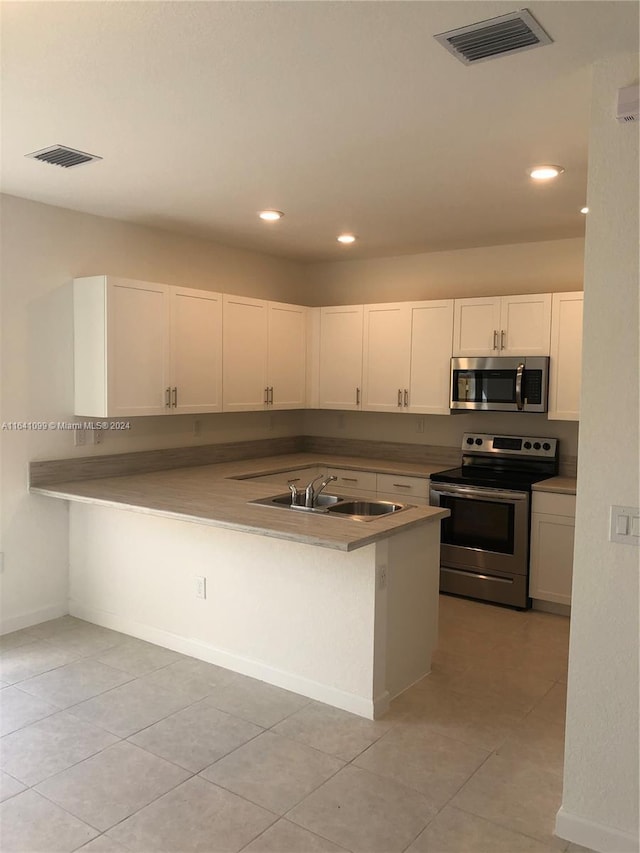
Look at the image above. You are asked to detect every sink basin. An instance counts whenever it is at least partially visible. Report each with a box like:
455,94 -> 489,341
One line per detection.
250,493 -> 414,520
269,493 -> 343,509
325,500 -> 410,519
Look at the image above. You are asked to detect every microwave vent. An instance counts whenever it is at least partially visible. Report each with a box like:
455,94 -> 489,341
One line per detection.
25,145 -> 102,169
434,9 -> 553,65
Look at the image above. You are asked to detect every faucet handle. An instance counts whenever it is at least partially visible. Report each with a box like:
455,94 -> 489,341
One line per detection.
289,483 -> 300,506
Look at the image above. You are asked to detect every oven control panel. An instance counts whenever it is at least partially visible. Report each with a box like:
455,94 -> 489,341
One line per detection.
461,433 -> 558,459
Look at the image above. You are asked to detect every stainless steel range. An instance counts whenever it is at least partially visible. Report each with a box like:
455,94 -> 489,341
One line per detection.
429,433 -> 559,609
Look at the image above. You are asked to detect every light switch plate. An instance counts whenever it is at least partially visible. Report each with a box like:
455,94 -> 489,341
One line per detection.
610,506 -> 640,545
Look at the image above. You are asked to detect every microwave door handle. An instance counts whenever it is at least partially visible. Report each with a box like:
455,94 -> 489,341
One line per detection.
515,362 -> 525,410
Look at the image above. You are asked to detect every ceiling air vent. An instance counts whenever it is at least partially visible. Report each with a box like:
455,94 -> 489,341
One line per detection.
25,145 -> 102,168
434,9 -> 553,65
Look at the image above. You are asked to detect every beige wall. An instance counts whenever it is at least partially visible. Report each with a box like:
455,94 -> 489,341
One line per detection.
305,237 -> 585,306
0,195 -> 306,630
558,54 -> 639,851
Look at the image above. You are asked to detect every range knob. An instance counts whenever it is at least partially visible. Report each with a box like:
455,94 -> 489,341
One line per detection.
466,437 -> 474,445
524,441 -> 532,450
533,442 -> 541,450
543,442 -> 551,451
475,438 -> 483,445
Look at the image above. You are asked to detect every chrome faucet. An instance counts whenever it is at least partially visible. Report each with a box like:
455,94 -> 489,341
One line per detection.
304,474 -> 337,508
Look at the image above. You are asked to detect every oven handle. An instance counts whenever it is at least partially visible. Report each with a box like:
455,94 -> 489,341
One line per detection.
515,362 -> 525,410
430,484 -> 529,502
441,567 -> 513,584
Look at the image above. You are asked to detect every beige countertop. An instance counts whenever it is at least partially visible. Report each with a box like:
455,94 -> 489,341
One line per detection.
532,476 -> 577,495
31,453 -> 449,552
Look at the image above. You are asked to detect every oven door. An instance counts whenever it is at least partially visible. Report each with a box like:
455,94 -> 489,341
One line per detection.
429,483 -> 530,576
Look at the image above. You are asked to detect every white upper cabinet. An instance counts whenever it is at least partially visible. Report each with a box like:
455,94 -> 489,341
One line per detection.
170,287 -> 222,414
548,291 -> 583,421
362,304 -> 411,412
268,302 -> 306,410
222,295 -> 269,412
222,295 -> 306,412
407,300 -> 454,415
361,300 -> 454,415
74,277 -> 224,418
499,294 -> 552,356
453,294 -> 551,357
318,305 -> 364,410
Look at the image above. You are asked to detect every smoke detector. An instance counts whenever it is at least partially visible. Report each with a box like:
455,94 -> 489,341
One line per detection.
434,9 -> 553,65
616,85 -> 639,122
25,145 -> 102,168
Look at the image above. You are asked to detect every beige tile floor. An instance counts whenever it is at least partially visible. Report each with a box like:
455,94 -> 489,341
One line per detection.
0,596 -> 595,853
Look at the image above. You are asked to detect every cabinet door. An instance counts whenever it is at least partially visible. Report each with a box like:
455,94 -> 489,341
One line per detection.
222,295 -> 268,412
529,511 -> 575,605
500,294 -> 551,356
318,306 -> 363,410
268,303 -> 306,410
548,292 -> 583,421
170,288 -> 222,414
362,304 -> 411,412
106,278 -> 170,417
452,297 -> 502,357
407,300 -> 454,414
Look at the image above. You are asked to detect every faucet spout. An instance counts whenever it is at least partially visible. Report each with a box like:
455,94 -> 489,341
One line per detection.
304,474 -> 337,508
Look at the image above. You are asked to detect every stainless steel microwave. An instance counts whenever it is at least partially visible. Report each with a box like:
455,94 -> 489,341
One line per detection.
450,357 -> 549,413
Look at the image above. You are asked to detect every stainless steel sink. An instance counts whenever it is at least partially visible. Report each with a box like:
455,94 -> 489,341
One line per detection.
250,493 -> 414,520
268,493 -> 343,509
324,500 -> 410,519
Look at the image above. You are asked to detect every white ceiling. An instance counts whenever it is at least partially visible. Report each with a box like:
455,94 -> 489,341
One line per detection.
1,1 -> 638,261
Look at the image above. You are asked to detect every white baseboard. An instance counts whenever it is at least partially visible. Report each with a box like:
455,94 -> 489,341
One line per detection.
556,806 -> 639,853
70,601 -> 381,720
0,602 -> 68,635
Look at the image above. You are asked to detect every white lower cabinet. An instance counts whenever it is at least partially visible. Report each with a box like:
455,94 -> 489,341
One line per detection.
326,469 -> 377,494
529,491 -> 576,606
247,466 -> 326,487
376,473 -> 430,505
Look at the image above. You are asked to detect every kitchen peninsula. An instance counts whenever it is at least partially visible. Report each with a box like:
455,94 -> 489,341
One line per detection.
31,452 -> 449,719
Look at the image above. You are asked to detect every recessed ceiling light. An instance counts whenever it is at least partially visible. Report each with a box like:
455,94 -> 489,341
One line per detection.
580,206 -> 589,214
258,210 -> 284,221
528,165 -> 565,181
337,234 -> 357,244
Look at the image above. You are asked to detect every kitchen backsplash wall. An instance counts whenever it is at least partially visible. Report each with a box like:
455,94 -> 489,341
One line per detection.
302,409 -> 580,463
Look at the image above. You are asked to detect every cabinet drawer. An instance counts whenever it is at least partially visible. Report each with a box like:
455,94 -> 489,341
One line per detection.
376,473 -> 429,499
327,469 -> 377,492
532,491 -> 576,517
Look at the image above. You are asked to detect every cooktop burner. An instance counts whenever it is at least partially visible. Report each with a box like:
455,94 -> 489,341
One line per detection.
430,466 -> 555,493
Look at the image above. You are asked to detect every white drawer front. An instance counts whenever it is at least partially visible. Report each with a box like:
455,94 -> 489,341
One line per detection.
532,491 -> 576,517
376,473 -> 430,499
249,466 -> 324,486
327,468 -> 377,492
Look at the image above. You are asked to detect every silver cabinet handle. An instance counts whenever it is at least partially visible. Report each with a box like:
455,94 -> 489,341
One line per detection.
397,389 -> 402,407
172,387 -> 177,408
356,387 -> 360,406
264,387 -> 269,404
340,477 -> 358,482
501,329 -> 506,350
287,477 -> 301,483
404,389 -> 409,407
493,330 -> 498,350
392,483 -> 411,489
165,387 -> 171,408
269,386 -> 274,405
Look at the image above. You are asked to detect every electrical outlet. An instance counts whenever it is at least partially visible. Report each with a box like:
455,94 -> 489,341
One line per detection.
73,429 -> 86,446
92,429 -> 103,445
195,576 -> 207,599
378,566 -> 387,590
416,417 -> 425,434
